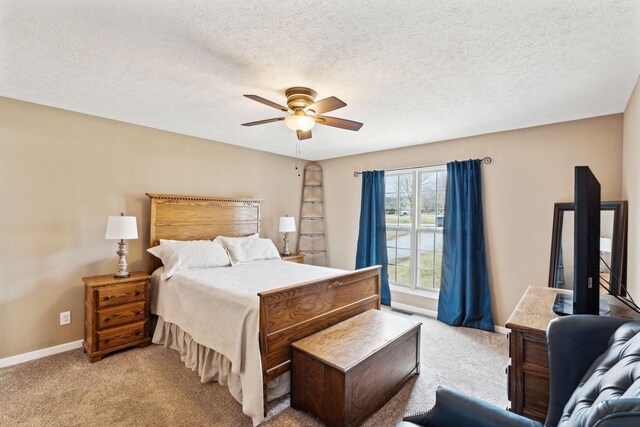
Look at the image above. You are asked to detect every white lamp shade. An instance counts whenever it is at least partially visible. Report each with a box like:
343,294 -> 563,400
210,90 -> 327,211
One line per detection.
105,216 -> 138,240
284,114 -> 315,132
600,237 -> 612,253
279,216 -> 296,233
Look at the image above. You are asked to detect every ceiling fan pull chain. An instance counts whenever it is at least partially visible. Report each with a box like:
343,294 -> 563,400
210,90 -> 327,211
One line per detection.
297,142 -> 301,177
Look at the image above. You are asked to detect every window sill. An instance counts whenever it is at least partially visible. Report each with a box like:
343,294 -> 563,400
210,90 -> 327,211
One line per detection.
390,284 -> 439,300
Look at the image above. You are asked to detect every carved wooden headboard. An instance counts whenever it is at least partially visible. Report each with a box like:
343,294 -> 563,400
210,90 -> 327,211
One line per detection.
146,193 -> 263,271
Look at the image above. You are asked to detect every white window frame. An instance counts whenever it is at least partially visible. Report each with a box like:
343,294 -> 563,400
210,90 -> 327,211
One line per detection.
385,165 -> 447,294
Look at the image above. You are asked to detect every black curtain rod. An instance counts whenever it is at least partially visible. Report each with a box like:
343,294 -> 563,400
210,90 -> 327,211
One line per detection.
353,156 -> 493,177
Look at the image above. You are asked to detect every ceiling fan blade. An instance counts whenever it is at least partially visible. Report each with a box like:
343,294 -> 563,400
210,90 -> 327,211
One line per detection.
315,115 -> 363,131
241,117 -> 285,126
244,95 -> 289,112
306,96 -> 347,115
297,129 -> 312,140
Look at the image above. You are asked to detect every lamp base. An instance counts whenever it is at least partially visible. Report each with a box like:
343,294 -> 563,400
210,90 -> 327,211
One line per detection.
282,232 -> 291,256
114,239 -> 130,279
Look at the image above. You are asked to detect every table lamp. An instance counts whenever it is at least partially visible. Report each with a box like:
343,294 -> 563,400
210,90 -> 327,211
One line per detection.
105,213 -> 138,278
279,216 -> 296,256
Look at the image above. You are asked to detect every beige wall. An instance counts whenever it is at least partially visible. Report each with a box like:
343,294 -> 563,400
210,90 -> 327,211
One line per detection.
623,76 -> 640,302
0,94 -> 628,359
0,97 -> 303,359
320,115 -> 623,326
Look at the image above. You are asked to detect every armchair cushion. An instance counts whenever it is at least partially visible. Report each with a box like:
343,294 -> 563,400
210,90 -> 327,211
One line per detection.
400,386 -> 542,427
546,315 -> 632,426
557,321 -> 640,427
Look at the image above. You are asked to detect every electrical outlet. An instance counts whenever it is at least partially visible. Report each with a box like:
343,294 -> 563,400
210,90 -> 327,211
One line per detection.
59,311 -> 71,326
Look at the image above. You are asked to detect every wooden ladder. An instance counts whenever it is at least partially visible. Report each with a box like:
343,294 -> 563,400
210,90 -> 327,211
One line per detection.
298,163 -> 328,266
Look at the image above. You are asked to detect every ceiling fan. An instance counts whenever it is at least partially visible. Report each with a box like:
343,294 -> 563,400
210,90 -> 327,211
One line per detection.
241,87 -> 363,140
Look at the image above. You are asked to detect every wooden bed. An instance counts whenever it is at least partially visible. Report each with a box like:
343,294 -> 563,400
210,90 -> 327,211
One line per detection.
146,193 -> 381,414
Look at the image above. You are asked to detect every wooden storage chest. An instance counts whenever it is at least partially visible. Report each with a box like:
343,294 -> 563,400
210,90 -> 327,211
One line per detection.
291,309 -> 421,427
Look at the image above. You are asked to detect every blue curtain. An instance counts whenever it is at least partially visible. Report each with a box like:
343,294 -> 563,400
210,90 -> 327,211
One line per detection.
437,160 -> 494,331
356,170 -> 391,306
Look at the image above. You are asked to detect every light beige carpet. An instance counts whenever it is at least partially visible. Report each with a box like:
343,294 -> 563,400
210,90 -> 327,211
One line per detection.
0,312 -> 507,426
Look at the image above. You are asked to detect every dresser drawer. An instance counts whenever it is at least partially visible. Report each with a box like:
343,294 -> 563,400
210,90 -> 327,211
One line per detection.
522,370 -> 550,419
522,331 -> 548,368
96,281 -> 146,308
97,301 -> 146,329
97,321 -> 146,350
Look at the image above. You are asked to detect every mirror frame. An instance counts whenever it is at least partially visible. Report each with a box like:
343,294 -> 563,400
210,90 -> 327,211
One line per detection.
548,201 -> 628,296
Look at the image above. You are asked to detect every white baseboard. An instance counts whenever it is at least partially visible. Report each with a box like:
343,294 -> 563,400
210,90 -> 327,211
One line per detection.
493,325 -> 509,334
0,339 -> 84,369
390,301 -> 439,318
390,301 -> 508,334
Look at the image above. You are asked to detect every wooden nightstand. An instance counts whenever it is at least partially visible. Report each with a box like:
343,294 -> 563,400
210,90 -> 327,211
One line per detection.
281,253 -> 305,264
83,272 -> 151,362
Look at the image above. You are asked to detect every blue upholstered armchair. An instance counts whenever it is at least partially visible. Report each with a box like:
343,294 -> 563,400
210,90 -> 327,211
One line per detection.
398,316 -> 640,427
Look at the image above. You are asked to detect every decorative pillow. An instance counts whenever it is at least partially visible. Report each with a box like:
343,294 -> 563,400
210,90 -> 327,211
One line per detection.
147,240 -> 230,280
216,236 -> 281,265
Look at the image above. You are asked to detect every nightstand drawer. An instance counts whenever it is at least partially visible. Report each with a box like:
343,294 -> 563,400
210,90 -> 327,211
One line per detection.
97,321 -> 146,350
282,254 -> 305,264
97,301 -> 146,329
96,281 -> 146,308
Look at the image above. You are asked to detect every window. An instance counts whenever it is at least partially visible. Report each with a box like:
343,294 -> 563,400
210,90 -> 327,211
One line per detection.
385,166 -> 447,291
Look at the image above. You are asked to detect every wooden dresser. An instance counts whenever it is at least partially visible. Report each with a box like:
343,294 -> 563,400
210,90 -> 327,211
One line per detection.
506,286 -> 640,422
505,287 -> 566,422
83,272 -> 151,362
291,310 -> 421,427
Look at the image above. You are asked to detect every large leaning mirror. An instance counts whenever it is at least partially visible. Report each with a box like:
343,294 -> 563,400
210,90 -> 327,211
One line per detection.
548,201 -> 628,296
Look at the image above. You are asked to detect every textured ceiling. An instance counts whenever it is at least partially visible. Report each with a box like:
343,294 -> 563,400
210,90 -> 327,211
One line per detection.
1,1 -> 639,160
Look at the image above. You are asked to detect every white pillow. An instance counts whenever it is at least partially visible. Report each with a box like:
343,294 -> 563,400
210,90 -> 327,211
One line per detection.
216,236 -> 281,266
215,233 -> 259,241
160,239 -> 190,245
147,240 -> 230,280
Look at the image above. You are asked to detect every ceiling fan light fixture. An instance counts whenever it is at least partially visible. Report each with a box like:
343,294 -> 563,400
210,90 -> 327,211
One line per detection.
242,87 -> 362,139
284,111 -> 315,132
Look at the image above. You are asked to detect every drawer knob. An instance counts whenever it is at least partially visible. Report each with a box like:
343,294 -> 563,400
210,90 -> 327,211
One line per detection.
104,296 -> 112,301
134,291 -> 141,296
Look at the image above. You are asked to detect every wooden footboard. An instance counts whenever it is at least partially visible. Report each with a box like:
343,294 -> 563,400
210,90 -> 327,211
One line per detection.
258,265 -> 381,413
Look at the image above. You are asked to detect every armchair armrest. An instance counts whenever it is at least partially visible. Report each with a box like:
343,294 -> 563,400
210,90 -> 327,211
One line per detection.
546,315 -> 632,427
399,386 -> 542,427
590,399 -> 640,427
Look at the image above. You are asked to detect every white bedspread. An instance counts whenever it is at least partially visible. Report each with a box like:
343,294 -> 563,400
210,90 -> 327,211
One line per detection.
150,259 -> 345,426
